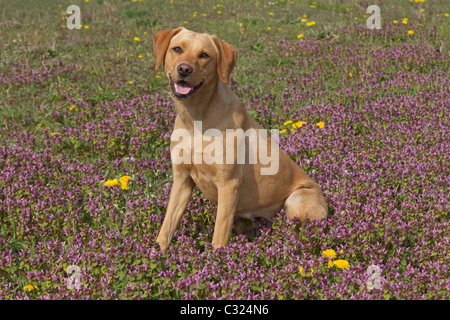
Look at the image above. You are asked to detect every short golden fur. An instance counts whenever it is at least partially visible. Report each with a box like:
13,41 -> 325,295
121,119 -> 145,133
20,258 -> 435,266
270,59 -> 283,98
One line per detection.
154,28 -> 328,251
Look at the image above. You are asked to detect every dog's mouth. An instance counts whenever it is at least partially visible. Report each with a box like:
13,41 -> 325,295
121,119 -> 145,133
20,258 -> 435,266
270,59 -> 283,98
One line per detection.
170,78 -> 204,99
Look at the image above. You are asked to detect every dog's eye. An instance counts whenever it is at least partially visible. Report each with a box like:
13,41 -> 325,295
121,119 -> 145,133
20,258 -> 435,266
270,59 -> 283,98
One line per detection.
172,46 -> 183,54
199,52 -> 209,59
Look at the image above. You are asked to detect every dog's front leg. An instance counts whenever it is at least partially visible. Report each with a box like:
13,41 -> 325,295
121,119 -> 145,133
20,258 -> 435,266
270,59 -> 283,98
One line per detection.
157,172 -> 194,252
211,181 -> 240,249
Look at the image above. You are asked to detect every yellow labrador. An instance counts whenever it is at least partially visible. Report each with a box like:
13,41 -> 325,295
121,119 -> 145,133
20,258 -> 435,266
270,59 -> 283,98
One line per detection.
153,27 -> 327,251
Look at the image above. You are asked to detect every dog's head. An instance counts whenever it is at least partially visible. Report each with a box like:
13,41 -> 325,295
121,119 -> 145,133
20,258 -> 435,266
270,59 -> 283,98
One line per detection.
153,27 -> 238,99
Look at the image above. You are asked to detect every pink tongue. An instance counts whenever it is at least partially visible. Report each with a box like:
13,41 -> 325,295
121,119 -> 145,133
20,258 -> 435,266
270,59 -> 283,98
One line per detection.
175,82 -> 193,95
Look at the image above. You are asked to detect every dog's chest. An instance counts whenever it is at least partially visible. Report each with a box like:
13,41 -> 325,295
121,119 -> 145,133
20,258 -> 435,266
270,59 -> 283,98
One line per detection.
190,166 -> 218,202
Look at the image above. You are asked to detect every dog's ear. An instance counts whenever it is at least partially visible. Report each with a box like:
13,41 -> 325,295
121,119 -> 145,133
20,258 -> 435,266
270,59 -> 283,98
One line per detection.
153,27 -> 184,70
212,36 -> 238,84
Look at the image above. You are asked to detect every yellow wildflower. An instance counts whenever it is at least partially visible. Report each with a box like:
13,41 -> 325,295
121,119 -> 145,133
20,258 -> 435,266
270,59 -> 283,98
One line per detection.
408,30 -> 414,35
297,34 -> 304,38
299,266 -> 305,276
306,21 -> 316,26
333,259 -> 350,269
322,249 -> 337,259
120,176 -> 132,183
104,179 -> 119,187
50,132 -> 60,137
120,175 -> 132,190
299,266 -> 314,277
24,284 -> 38,292
133,37 -> 141,42
293,121 -> 307,128
316,121 -> 325,128
120,176 -> 131,184
69,105 -> 76,111
138,54 -> 143,58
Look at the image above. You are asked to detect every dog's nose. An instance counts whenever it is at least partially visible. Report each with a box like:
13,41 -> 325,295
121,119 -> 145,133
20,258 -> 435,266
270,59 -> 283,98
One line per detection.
177,64 -> 193,77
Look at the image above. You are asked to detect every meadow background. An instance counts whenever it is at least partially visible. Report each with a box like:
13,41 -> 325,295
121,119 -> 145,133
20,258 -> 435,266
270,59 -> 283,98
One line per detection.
0,0 -> 449,299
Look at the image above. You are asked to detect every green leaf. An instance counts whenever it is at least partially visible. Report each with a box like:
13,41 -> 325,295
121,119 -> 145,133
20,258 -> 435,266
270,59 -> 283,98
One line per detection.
149,263 -> 158,271
118,270 -> 127,280
197,283 -> 205,290
251,285 -> 262,291
132,259 -> 141,266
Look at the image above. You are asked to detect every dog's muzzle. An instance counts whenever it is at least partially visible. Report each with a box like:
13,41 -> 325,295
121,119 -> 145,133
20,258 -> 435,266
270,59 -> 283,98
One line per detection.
170,79 -> 204,99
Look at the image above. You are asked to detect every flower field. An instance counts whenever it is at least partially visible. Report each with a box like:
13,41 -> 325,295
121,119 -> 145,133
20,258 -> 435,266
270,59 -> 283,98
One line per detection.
0,0 -> 449,300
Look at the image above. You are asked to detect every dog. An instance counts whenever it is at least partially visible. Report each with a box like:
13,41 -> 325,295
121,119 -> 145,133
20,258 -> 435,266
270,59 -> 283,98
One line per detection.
153,27 -> 328,252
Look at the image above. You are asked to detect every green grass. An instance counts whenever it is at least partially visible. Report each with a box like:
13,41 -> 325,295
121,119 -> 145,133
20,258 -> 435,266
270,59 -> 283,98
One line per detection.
1,0 -> 448,134
1,0 -> 448,168
0,0 -> 449,300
